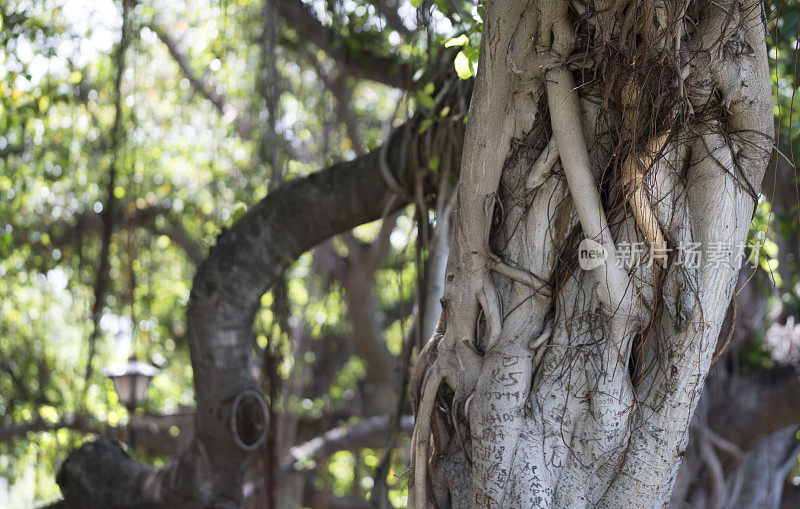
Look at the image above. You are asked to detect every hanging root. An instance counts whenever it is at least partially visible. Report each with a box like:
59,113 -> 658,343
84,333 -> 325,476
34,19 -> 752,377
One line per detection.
544,63 -> 634,315
410,331 -> 440,413
529,324 -> 552,374
486,258 -> 552,302
477,278 -> 504,350
409,282 -> 486,508
412,368 -> 445,509
621,132 -> 670,265
711,297 -> 737,365
526,136 -> 560,191
451,395 -> 471,465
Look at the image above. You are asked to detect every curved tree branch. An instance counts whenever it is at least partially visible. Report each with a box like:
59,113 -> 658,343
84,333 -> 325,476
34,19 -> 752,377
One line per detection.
55,90 -> 467,504
79,0 -> 132,405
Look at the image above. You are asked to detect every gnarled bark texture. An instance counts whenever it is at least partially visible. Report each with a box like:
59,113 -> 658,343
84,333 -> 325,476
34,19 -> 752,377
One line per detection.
409,0 -> 773,507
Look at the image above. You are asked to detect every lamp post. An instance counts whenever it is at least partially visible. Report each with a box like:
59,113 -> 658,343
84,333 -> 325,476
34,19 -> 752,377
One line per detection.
105,356 -> 159,448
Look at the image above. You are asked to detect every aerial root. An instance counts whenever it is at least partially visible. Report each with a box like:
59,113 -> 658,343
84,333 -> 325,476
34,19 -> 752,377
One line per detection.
477,278 -> 504,350
410,301 -> 484,508
526,136 -> 560,191
528,326 -> 552,350
622,132 -> 670,264
412,368 -> 445,509
486,258 -> 552,301
451,396 -> 471,464
711,297 -> 737,365
410,332 -> 440,412
431,395 -> 449,463
529,325 -> 552,376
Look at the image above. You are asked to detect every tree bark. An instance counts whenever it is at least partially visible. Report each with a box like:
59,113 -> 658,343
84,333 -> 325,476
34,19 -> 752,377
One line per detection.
409,0 -> 773,507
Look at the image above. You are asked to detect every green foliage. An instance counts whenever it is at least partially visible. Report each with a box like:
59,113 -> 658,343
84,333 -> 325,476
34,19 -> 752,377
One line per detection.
0,0 -> 416,504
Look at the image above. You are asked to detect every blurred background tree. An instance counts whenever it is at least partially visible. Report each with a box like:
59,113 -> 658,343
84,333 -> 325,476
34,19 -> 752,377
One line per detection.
0,0 -> 798,507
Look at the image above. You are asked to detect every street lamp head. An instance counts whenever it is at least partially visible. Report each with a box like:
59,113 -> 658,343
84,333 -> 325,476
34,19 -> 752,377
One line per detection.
105,356 -> 160,409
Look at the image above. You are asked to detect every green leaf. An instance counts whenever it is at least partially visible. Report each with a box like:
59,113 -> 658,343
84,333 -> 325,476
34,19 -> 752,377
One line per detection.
444,34 -> 469,48
411,0 -> 423,7
418,118 -> 433,134
462,45 -> 479,61
231,201 -> 248,222
454,51 -> 473,80
416,89 -> 435,110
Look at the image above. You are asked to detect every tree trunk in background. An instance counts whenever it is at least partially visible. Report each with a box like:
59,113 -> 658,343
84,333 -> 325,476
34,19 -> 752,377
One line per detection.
409,0 -> 773,507
730,426 -> 800,508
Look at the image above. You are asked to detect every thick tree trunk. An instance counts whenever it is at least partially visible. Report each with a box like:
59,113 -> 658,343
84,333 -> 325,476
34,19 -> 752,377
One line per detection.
409,0 -> 773,507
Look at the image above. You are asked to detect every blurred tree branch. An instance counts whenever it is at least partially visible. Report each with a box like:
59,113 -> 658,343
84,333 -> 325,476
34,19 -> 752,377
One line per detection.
55,112 -> 451,506
148,20 -> 257,141
279,414 -> 413,477
79,0 -> 132,407
1,408 -> 194,457
42,203 -> 204,266
275,0 -> 417,90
